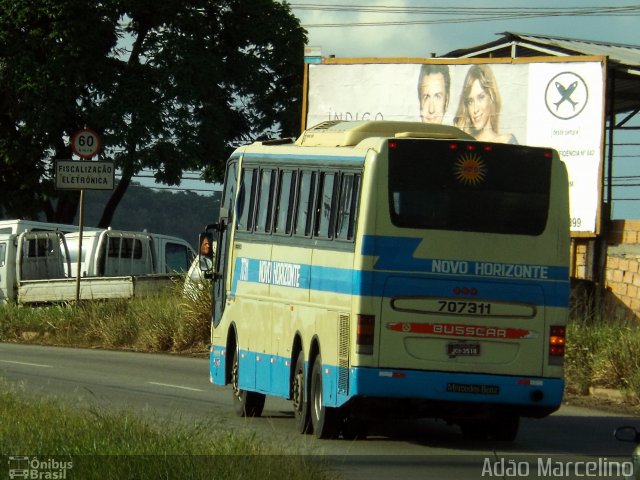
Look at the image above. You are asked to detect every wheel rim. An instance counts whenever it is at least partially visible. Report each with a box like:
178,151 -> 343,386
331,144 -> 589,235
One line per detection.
312,369 -> 322,420
231,352 -> 240,400
293,368 -> 303,413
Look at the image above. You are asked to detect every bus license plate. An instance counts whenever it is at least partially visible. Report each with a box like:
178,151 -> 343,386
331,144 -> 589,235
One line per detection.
448,343 -> 480,357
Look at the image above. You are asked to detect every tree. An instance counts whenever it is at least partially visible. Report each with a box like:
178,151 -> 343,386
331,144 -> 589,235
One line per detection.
0,0 -> 306,225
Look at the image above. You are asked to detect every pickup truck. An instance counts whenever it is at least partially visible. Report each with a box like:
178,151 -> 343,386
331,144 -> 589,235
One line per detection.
0,228 -> 195,304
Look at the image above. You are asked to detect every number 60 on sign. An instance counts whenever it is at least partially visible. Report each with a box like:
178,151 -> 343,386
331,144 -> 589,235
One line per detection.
71,128 -> 101,158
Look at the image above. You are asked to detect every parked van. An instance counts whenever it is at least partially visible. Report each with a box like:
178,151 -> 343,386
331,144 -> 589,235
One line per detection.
64,229 -> 194,278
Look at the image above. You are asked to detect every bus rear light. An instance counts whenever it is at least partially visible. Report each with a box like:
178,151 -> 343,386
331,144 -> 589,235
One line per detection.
356,314 -> 375,355
549,325 -> 566,357
388,140 -> 398,149
449,143 -> 459,150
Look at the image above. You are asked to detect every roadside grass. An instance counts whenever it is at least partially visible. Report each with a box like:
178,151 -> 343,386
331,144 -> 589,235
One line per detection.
0,382 -> 335,480
0,280 -> 211,354
564,287 -> 640,405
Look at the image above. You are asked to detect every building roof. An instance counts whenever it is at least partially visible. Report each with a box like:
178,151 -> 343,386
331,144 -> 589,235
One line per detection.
443,32 -> 640,116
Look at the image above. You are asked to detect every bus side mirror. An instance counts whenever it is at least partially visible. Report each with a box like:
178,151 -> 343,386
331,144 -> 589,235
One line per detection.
198,232 -> 215,275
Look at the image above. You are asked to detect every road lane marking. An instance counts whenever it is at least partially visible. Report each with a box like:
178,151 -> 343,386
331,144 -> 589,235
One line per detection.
147,381 -> 203,392
0,360 -> 53,368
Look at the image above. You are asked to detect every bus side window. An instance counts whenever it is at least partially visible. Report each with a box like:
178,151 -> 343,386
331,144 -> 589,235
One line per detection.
336,173 -> 361,241
255,169 -> 276,234
222,161 -> 238,212
274,170 -> 297,235
315,172 -> 337,239
294,171 -> 316,238
236,168 -> 258,231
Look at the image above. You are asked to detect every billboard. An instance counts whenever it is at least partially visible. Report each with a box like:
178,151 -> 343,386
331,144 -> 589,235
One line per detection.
304,57 -> 606,235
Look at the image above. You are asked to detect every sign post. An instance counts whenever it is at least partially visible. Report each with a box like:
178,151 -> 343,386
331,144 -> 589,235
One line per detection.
64,128 -> 106,302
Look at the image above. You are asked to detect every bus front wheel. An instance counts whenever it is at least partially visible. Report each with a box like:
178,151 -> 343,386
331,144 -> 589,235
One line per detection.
293,351 -> 311,434
231,349 -> 265,417
310,354 -> 340,439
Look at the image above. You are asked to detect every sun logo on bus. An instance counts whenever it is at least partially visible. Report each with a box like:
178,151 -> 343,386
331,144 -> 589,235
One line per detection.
454,153 -> 486,186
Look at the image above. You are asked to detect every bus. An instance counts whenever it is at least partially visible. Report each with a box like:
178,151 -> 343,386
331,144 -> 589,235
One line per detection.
200,120 -> 570,441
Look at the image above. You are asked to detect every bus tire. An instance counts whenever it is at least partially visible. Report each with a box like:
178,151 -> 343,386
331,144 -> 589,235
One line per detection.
231,349 -> 265,417
490,414 -> 519,442
293,351 -> 311,434
310,354 -> 340,439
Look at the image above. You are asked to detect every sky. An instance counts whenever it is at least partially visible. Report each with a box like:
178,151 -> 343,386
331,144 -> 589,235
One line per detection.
290,1 -> 639,58
157,1 -> 640,219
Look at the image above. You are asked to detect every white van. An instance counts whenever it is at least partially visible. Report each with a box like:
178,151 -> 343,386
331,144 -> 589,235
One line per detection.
64,229 -> 194,277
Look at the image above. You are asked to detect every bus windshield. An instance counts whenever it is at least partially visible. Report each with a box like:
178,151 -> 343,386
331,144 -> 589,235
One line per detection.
388,139 -> 551,235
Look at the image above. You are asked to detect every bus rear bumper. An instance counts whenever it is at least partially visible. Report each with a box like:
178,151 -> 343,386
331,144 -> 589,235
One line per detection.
333,366 -> 563,418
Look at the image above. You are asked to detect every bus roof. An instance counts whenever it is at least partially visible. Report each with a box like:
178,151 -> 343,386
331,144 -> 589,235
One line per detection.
295,120 -> 473,147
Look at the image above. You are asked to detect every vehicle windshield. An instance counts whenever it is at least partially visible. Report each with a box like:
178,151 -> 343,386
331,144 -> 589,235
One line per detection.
388,139 -> 551,235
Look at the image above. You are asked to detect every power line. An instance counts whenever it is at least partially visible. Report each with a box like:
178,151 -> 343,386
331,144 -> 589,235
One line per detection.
291,4 -> 640,27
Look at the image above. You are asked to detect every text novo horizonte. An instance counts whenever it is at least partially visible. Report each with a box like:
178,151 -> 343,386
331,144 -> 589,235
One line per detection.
432,259 -> 549,279
258,260 -> 301,288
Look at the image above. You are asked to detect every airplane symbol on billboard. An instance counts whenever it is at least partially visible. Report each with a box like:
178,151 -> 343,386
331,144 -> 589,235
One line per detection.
545,72 -> 588,120
554,81 -> 578,111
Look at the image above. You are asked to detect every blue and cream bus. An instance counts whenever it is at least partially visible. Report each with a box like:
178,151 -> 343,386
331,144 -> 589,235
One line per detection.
201,120 -> 569,441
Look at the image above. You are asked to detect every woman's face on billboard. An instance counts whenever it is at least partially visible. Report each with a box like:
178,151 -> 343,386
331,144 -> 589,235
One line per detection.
465,79 -> 491,131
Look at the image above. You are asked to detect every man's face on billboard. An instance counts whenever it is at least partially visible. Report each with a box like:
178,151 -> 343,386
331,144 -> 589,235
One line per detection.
419,72 -> 448,124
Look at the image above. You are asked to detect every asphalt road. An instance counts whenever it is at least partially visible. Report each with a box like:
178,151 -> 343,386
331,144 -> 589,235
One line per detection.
0,343 -> 636,480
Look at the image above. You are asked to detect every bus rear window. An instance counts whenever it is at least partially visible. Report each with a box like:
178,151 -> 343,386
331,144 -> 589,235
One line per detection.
388,140 -> 551,235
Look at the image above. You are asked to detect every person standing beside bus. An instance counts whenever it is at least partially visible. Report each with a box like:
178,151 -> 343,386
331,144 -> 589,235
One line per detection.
454,64 -> 517,144
417,64 -> 451,124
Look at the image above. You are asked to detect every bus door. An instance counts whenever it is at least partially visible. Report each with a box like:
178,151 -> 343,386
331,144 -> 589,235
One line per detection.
213,158 -> 238,327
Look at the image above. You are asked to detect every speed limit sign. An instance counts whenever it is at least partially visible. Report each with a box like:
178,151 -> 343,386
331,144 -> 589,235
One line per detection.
71,128 -> 101,158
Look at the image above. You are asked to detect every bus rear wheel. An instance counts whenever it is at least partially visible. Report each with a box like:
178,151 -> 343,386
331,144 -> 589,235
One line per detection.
293,351 -> 311,434
310,354 -> 340,439
231,349 -> 265,417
